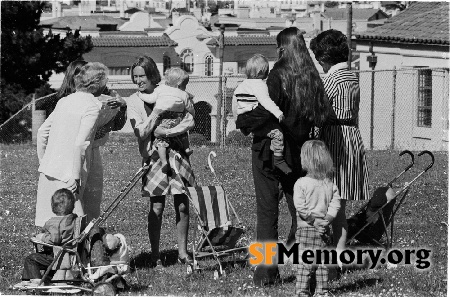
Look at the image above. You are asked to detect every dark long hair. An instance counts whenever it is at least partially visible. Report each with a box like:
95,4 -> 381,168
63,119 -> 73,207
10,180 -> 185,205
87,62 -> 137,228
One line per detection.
56,60 -> 88,99
275,27 -> 329,126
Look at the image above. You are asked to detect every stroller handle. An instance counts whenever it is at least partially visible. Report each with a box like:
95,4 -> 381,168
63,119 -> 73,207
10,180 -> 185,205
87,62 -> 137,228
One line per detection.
208,151 -> 217,174
418,150 -> 434,172
399,150 -> 414,171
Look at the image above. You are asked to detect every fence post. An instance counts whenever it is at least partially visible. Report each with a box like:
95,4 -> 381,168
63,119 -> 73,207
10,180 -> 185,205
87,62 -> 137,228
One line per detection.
221,76 -> 227,147
216,24 -> 225,147
390,66 -> 397,150
31,93 -> 46,145
370,69 -> 375,150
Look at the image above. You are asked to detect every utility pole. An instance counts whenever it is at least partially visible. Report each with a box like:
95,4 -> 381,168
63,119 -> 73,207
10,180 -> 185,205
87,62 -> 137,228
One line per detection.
347,2 -> 352,69
216,24 -> 225,147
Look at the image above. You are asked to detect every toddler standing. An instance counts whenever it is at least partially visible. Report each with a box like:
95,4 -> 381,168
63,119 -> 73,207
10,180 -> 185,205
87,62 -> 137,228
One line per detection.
138,67 -> 195,174
294,140 -> 341,297
232,54 -> 291,174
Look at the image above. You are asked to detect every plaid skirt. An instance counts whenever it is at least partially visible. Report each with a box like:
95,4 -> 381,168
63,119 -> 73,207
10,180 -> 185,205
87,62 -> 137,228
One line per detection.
142,147 -> 196,197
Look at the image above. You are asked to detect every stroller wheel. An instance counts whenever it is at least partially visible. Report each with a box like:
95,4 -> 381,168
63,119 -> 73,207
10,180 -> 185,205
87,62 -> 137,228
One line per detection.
92,282 -> 116,296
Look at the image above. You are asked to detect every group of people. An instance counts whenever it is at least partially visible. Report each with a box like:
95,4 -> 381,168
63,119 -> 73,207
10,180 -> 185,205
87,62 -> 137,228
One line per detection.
21,27 -> 369,296
232,28 -> 369,296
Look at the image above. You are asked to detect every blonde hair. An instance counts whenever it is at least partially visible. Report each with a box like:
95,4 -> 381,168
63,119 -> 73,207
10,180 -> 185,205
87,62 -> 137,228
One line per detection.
300,140 -> 334,180
74,62 -> 108,94
164,67 -> 189,88
245,54 -> 269,79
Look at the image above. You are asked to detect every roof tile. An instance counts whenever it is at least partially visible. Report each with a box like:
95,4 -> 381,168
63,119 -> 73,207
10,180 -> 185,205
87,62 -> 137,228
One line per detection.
207,35 -> 277,46
92,35 -> 177,47
355,2 -> 449,45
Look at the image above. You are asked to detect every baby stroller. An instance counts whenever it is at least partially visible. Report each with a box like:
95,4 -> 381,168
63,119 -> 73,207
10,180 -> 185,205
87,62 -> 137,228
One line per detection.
13,160 -> 152,295
347,150 -> 434,249
172,152 -> 248,279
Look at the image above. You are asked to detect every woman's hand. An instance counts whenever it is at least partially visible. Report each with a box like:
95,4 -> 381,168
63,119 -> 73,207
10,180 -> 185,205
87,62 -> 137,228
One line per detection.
154,126 -> 168,138
107,90 -> 127,109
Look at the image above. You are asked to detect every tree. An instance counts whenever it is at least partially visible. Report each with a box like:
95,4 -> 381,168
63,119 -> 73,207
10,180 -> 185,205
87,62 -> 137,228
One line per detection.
324,1 -> 339,8
0,1 -> 93,124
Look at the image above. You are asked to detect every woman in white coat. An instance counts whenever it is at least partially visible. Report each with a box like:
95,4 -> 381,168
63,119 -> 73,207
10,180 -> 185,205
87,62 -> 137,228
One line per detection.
35,62 -> 109,227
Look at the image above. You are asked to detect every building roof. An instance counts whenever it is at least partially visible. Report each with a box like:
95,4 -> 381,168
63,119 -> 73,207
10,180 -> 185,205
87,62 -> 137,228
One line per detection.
40,15 -> 127,31
324,8 -> 389,20
206,35 -> 276,46
92,35 -> 177,47
355,2 -> 449,45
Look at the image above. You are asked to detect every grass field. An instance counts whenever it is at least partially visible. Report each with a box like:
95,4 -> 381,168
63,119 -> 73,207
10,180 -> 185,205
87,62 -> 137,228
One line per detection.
0,133 -> 448,296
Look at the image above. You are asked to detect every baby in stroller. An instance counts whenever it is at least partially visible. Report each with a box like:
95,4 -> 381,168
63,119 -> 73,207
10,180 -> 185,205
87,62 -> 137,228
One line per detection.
347,186 -> 396,246
19,189 -> 77,286
88,233 -> 130,289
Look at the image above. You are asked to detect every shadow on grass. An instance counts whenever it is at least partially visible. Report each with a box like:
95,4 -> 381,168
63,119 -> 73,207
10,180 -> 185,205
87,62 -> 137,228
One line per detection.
130,249 -> 180,269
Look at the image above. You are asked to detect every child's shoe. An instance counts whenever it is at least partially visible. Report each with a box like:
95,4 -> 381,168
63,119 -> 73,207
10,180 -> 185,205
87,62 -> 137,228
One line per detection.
273,155 -> 292,175
185,148 -> 193,156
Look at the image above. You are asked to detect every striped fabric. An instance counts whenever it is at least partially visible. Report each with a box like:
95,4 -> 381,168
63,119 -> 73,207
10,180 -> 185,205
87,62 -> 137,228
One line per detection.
321,68 -> 370,201
186,186 -> 231,230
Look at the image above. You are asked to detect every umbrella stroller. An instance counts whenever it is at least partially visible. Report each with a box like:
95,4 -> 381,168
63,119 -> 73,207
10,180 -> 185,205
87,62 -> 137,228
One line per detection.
172,152 -> 248,278
12,160 -> 153,295
346,150 -> 434,249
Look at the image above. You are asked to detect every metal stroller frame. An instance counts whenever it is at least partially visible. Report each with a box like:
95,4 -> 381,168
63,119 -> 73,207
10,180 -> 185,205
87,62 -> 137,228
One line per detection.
346,150 -> 435,249
14,160 -> 152,295
172,151 -> 248,278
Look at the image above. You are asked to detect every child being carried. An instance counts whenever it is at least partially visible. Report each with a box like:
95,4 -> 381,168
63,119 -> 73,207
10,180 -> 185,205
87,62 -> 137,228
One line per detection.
232,54 -> 291,175
139,67 -> 195,174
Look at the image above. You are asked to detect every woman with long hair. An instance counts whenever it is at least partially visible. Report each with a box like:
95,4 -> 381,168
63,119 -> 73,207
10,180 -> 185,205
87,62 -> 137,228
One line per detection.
237,27 -> 330,286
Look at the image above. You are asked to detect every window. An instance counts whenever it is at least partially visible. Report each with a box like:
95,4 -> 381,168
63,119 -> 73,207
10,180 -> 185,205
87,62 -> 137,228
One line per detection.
163,55 -> 171,73
180,49 -> 194,74
417,69 -> 432,127
108,67 -> 129,75
204,55 -> 213,76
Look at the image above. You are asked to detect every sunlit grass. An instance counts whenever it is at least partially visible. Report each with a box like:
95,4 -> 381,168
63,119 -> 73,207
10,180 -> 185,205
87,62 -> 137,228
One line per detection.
0,133 -> 447,296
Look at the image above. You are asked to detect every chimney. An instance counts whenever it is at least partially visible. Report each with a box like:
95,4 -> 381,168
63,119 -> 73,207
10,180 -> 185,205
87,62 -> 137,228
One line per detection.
119,0 -> 125,18
52,0 -> 57,18
57,1 -> 62,17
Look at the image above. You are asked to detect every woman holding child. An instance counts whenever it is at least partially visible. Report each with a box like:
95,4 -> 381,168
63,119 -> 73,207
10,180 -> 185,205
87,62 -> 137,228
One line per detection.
127,56 -> 195,268
233,27 -> 331,286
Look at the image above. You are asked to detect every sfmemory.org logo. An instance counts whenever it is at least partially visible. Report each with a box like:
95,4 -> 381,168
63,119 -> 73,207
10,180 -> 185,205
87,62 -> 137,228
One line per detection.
249,242 -> 432,269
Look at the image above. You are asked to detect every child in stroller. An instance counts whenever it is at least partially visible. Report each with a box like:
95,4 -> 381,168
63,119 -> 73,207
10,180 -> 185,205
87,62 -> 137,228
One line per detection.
347,186 -> 396,246
88,233 -> 130,289
19,189 -> 77,286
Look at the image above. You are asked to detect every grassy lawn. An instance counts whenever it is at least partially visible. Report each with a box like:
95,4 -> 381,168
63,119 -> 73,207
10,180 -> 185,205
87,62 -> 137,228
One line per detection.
0,132 -> 447,296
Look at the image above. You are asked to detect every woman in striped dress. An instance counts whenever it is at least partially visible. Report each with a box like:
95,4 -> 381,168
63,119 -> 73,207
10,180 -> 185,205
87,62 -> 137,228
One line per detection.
310,29 -> 369,255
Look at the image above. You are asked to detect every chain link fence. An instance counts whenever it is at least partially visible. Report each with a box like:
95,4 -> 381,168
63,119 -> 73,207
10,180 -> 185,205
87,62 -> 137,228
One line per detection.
1,69 -> 448,151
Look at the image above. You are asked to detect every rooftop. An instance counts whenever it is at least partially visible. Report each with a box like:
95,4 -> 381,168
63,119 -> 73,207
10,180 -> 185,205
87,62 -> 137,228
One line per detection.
92,35 -> 177,47
207,35 -> 276,46
40,15 -> 127,31
324,8 -> 389,21
355,2 -> 449,45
